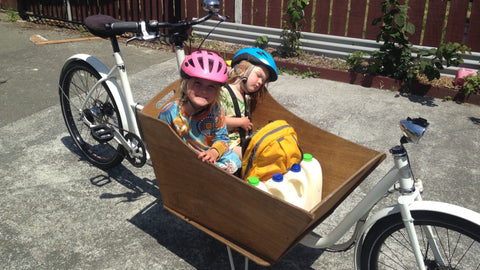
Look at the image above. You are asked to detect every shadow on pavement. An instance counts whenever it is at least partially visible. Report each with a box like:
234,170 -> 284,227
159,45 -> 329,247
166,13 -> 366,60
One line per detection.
396,92 -> 439,107
469,116 -> 480,125
128,190 -> 325,269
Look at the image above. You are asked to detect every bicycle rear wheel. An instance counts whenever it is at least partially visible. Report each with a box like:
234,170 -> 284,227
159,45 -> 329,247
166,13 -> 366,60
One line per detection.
360,210 -> 480,270
59,60 -> 124,169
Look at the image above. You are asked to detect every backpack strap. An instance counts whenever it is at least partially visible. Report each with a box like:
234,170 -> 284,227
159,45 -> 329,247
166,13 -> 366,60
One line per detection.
225,84 -> 247,145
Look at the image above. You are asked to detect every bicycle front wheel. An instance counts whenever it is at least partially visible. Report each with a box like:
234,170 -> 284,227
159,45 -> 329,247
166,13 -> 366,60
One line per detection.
59,60 -> 124,169
360,210 -> 480,270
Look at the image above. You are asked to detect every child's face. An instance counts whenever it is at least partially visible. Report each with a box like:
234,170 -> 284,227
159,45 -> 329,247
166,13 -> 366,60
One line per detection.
245,65 -> 269,94
186,77 -> 221,109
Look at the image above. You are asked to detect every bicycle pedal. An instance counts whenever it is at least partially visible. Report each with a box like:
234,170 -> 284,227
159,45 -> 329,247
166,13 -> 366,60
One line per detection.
91,125 -> 114,143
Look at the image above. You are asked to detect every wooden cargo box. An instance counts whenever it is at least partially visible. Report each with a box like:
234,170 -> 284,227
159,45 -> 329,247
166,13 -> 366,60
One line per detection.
138,80 -> 385,266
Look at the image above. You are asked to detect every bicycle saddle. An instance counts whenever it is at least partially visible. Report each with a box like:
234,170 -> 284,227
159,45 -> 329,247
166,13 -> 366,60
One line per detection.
84,14 -> 123,38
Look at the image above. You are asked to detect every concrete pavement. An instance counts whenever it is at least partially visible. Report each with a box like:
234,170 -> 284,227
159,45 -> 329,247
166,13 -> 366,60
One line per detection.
1,13 -> 479,269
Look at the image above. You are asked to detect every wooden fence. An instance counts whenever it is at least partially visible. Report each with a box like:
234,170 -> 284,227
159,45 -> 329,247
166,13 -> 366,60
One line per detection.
3,0 -> 480,52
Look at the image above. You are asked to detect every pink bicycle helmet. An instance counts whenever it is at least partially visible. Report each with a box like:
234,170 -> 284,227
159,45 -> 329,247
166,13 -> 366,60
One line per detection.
181,51 -> 228,84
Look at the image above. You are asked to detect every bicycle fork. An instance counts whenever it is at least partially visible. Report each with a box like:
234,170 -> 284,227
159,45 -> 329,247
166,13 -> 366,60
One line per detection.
394,146 -> 446,269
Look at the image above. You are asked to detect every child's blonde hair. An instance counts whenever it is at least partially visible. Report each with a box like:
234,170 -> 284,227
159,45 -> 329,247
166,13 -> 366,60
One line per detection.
227,60 -> 269,111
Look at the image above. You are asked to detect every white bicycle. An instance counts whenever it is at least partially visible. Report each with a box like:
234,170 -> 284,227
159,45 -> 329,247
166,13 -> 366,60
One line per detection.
58,0 -> 225,169
58,0 -> 480,268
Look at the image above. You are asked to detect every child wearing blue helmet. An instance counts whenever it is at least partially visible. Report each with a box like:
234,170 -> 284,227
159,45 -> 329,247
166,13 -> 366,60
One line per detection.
219,47 -> 278,158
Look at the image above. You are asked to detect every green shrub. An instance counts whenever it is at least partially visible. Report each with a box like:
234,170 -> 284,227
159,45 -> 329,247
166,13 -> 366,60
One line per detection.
255,36 -> 270,50
278,0 -> 309,57
461,74 -> 480,95
7,8 -> 19,22
348,0 -> 471,89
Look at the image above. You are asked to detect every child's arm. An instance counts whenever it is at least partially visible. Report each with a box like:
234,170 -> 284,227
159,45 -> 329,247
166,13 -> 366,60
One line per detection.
198,147 -> 219,163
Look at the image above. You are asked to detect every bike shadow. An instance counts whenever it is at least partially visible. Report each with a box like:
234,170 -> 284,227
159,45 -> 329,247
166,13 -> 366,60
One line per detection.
128,199 -> 325,270
60,136 -> 160,200
60,136 -> 324,269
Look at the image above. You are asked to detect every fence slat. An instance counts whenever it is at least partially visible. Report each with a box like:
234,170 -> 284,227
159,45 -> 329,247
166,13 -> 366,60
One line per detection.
80,0 -> 88,21
466,0 -> 480,51
140,0 -> 146,20
113,0 -> 120,19
406,0 -> 426,45
303,0 -> 314,32
252,0 -> 267,27
330,0 -> 348,36
119,0 -> 127,20
444,0 -> 469,45
364,0 -> 383,40
348,0 -> 368,38
68,0 -> 76,20
151,0 -> 159,20
46,0 -> 53,18
183,0 -> 197,19
174,0 -> 181,22
312,0 -> 330,34
157,1 -> 165,22
223,0 -> 235,23
99,0 -> 107,16
132,0 -> 140,21
268,0 -> 285,29
143,0 -> 156,21
243,0 -> 253,24
53,0 -> 61,19
422,0 -> 448,47
147,0 -> 154,20
163,0 -> 179,23
126,0 -> 133,21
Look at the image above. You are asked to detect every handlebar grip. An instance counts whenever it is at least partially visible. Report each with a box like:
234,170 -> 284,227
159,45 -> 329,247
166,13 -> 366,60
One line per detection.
106,21 -> 141,35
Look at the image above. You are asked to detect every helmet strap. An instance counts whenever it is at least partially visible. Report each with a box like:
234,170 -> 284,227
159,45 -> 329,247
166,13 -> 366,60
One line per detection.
243,65 -> 256,82
237,65 -> 256,95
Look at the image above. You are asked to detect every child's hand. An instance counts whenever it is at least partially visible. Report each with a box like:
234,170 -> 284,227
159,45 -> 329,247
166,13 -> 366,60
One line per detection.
198,148 -> 219,164
239,116 -> 253,131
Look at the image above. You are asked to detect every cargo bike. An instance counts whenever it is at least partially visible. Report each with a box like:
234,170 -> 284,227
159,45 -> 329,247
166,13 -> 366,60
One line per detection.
58,1 -> 480,268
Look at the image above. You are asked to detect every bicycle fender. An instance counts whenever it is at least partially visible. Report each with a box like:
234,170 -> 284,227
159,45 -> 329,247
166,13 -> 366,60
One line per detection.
62,54 -> 131,131
354,201 -> 480,269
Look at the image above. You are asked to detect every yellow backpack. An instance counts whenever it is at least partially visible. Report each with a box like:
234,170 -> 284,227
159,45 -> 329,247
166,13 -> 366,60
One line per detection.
241,120 -> 302,181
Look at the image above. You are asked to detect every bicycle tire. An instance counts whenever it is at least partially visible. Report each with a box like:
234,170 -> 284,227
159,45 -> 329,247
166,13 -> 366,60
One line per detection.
59,60 -> 124,169
360,210 -> 480,270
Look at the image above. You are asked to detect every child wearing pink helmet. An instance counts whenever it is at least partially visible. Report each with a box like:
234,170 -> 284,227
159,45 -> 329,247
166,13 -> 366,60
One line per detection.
158,51 -> 241,174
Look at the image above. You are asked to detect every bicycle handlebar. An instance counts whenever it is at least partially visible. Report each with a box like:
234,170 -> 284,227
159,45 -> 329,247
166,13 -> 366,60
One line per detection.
105,12 -> 214,36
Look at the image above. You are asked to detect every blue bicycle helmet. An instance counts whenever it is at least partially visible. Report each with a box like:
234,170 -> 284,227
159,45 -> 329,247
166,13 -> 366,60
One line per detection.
231,47 -> 278,82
